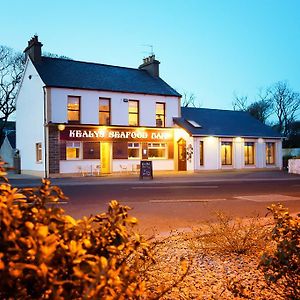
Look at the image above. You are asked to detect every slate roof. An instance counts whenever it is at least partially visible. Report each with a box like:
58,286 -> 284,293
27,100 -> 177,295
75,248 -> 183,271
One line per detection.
33,57 -> 181,97
174,107 -> 282,138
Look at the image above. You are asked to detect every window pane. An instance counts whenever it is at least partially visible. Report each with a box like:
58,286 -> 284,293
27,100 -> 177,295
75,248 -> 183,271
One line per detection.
68,110 -> 80,121
244,142 -> 254,165
221,142 -> 232,165
129,114 -> 138,126
266,143 -> 275,164
199,141 -> 204,166
67,96 -> 80,122
129,101 -> 138,113
148,143 -> 166,158
99,99 -> 110,111
66,141 -> 81,160
99,112 -> 110,125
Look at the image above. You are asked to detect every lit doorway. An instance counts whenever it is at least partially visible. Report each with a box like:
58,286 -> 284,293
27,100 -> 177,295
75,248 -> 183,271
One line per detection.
100,142 -> 111,173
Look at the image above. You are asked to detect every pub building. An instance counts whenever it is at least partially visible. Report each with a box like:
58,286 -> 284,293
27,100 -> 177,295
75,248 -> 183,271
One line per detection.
16,36 -> 282,177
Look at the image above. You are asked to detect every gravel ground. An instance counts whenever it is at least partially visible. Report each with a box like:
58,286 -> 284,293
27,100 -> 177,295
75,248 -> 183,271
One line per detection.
144,231 -> 284,300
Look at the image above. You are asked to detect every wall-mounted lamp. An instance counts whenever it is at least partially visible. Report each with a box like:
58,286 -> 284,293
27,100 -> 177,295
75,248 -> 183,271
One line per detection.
123,98 -> 129,102
58,124 -> 66,131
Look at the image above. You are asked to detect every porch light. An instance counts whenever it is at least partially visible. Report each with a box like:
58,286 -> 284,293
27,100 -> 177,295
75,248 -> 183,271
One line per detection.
58,124 -> 66,131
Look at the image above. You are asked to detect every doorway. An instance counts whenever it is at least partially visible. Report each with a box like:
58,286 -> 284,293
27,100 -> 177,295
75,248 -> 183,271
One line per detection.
100,142 -> 111,173
177,138 -> 187,171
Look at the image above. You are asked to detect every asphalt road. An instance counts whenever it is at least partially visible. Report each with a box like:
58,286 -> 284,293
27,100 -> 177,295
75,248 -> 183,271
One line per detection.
59,178 -> 300,235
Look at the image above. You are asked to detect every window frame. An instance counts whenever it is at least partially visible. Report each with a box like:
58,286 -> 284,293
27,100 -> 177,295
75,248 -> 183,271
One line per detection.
66,141 -> 82,160
67,95 -> 81,123
36,142 -> 42,163
148,142 -> 167,159
128,100 -> 139,126
128,142 -> 141,159
221,141 -> 233,166
199,140 -> 204,166
156,102 -> 165,127
99,97 -> 111,125
266,142 -> 276,165
244,142 -> 255,165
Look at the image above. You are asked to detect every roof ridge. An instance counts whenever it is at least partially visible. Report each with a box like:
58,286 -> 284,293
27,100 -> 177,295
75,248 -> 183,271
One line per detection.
182,107 -> 247,113
41,56 -> 144,72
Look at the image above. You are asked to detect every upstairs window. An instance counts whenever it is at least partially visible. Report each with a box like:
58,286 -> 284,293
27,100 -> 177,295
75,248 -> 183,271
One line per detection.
67,96 -> 80,123
129,100 -> 139,126
156,102 -> 165,127
99,98 -> 110,125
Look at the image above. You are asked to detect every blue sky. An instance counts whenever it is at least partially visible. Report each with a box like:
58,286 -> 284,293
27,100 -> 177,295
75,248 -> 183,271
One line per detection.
2,0 -> 300,109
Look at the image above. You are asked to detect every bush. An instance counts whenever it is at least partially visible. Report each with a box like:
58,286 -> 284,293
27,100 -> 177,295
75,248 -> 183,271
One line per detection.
0,162 -> 152,299
197,212 -> 271,255
260,204 -> 300,300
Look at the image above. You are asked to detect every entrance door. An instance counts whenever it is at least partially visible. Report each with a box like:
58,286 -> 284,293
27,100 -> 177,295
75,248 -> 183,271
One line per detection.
100,142 -> 111,173
177,138 -> 187,171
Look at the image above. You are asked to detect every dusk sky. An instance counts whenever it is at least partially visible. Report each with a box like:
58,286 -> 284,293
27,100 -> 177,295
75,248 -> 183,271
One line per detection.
2,0 -> 300,110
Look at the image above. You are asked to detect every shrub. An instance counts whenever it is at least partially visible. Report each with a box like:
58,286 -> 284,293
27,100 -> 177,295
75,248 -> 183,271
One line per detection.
0,162 -> 151,299
197,212 -> 271,255
260,204 -> 300,300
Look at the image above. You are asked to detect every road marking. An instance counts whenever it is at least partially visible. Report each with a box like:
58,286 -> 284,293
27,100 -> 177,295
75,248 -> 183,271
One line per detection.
132,185 -> 218,190
149,198 -> 226,203
235,194 -> 300,202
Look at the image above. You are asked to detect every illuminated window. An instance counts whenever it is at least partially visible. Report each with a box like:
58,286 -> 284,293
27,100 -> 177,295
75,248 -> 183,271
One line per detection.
148,143 -> 167,159
99,98 -> 110,125
129,100 -> 139,126
199,141 -> 204,166
156,102 -> 165,127
67,96 -> 80,122
244,142 -> 255,165
266,142 -> 275,165
66,141 -> 81,160
221,142 -> 232,165
36,142 -> 42,163
128,142 -> 140,159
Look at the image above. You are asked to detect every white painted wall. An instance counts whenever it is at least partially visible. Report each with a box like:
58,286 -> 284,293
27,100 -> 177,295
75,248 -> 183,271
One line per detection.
16,59 -> 45,176
49,88 -> 180,127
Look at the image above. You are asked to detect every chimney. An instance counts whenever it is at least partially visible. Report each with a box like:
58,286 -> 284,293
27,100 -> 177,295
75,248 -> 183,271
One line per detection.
24,35 -> 43,62
138,55 -> 160,77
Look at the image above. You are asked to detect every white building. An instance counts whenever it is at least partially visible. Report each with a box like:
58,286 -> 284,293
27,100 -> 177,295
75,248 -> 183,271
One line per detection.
16,36 -> 282,177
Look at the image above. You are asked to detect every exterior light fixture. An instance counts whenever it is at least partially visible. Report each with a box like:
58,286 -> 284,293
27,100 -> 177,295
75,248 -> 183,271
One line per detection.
58,124 -> 66,131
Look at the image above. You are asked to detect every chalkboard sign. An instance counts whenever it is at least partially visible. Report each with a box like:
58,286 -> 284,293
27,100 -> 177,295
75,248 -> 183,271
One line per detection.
139,160 -> 153,180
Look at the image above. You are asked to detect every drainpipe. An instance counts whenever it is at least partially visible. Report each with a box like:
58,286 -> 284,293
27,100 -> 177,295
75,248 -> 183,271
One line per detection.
43,86 -> 48,178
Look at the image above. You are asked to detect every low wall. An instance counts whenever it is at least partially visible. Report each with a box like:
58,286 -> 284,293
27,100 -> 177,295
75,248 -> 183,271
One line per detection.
288,159 -> 300,174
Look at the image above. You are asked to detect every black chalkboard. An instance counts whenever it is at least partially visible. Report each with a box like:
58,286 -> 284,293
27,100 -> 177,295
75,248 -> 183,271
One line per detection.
139,160 -> 153,180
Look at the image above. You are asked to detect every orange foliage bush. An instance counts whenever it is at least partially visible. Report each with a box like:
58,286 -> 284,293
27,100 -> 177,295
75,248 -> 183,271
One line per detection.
0,163 -> 152,299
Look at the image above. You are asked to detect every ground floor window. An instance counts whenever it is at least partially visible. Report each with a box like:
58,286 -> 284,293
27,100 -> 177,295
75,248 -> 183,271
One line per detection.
244,142 -> 255,165
199,141 -> 204,166
221,142 -> 232,165
266,142 -> 275,165
128,142 -> 140,159
36,142 -> 42,163
66,141 -> 81,160
148,143 -> 167,159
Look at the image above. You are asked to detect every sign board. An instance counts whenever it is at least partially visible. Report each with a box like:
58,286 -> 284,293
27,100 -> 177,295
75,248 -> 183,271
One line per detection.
139,160 -> 153,180
60,126 -> 173,142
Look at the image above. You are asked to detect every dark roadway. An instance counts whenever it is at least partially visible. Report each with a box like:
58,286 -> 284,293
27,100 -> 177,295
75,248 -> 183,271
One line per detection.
60,178 -> 300,235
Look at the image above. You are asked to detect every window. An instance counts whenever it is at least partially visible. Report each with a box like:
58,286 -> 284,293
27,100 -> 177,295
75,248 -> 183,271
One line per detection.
148,143 -> 167,159
128,100 -> 139,126
266,142 -> 275,165
199,141 -> 204,166
99,98 -> 110,125
66,141 -> 81,160
244,142 -> 255,165
67,96 -> 80,122
156,102 -> 165,127
36,143 -> 42,163
128,142 -> 140,159
221,142 -> 232,165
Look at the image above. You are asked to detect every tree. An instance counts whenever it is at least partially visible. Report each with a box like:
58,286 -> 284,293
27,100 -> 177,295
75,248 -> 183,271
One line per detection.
181,92 -> 200,108
232,93 -> 272,124
0,46 -> 24,143
267,81 -> 300,137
